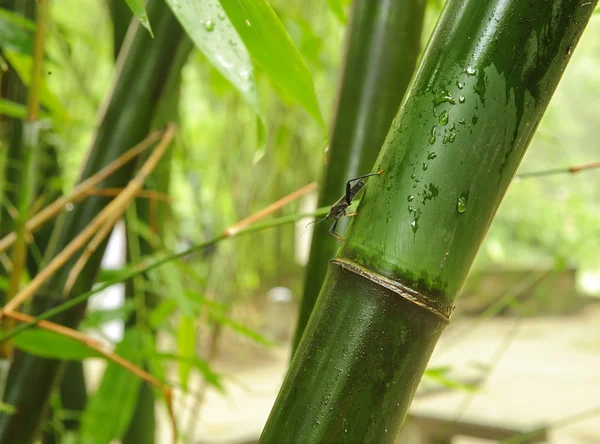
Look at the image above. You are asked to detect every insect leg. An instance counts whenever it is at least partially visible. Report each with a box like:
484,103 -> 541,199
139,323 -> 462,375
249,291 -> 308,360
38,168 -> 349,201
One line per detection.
344,170 -> 384,205
329,218 -> 344,241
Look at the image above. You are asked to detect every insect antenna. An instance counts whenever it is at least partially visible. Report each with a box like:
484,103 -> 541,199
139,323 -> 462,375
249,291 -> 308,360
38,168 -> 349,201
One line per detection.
305,216 -> 327,229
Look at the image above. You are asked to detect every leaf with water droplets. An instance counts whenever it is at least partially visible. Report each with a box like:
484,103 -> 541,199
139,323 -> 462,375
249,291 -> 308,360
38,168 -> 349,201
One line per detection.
165,0 -> 265,156
219,0 -> 325,128
125,0 -> 154,37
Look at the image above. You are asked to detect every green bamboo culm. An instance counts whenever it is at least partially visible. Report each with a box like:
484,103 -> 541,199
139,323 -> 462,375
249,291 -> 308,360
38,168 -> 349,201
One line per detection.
0,0 -> 185,441
260,0 -> 598,442
292,0 -> 427,353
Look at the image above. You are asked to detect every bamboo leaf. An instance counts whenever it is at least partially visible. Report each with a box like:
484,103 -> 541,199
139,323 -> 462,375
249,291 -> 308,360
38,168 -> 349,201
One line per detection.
0,403 -> 15,415
3,50 -> 65,119
0,98 -> 29,119
0,7 -> 34,54
177,315 -> 196,390
124,0 -> 154,37
80,300 -> 135,329
13,329 -> 101,360
80,329 -> 151,443
218,0 -> 324,127
165,0 -> 260,115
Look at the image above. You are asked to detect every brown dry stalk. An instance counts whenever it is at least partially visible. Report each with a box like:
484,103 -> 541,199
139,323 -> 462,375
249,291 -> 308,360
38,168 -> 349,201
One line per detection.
222,181 -> 318,237
0,129 -> 163,255
3,310 -> 175,434
83,188 -> 172,202
1,123 -> 177,315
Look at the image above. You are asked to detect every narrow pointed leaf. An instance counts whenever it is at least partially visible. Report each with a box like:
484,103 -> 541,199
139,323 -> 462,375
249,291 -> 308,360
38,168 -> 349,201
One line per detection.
13,329 -> 101,360
124,0 -> 154,36
165,0 -> 260,114
80,329 -> 150,443
177,315 -> 196,390
0,7 -> 34,54
327,0 -> 350,24
219,0 -> 324,127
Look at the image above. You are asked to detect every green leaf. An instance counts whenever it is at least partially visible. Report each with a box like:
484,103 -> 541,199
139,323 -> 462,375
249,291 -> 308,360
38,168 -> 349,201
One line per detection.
0,402 -> 16,415
152,353 -> 223,391
80,329 -> 151,443
165,0 -> 260,116
177,315 -> 196,390
80,300 -> 135,329
0,98 -> 29,119
327,0 -> 351,24
3,50 -> 66,119
124,0 -> 154,36
0,7 -> 34,54
219,0 -> 324,127
13,329 -> 101,360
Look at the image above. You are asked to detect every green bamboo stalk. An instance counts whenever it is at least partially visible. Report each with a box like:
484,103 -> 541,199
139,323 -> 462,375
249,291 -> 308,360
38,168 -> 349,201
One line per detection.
1,0 -> 48,358
292,0 -> 427,353
260,0 -> 598,441
0,0 -> 185,441
123,38 -> 193,444
107,0 -> 133,59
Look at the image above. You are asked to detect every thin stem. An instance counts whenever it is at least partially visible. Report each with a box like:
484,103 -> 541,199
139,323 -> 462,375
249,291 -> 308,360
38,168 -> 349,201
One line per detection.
1,123 -> 176,314
515,160 -> 600,179
0,129 -> 163,255
0,205 -> 332,344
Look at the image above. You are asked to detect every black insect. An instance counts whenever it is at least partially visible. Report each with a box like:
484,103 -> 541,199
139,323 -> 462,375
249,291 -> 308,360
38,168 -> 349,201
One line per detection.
323,170 -> 383,241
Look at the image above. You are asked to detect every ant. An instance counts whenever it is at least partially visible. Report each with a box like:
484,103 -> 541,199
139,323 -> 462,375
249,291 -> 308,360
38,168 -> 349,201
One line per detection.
309,169 -> 384,242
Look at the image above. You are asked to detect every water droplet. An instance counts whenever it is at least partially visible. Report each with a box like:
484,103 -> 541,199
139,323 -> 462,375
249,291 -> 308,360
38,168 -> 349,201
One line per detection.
411,173 -> 416,179
439,110 -> 449,126
218,12 -> 226,20
429,126 -> 436,145
457,196 -> 467,213
422,162 -> 428,171
472,115 -> 479,125
443,135 -> 448,144
449,133 -> 456,143
427,152 -> 437,160
459,95 -> 466,104
459,119 -> 466,125
407,195 -> 414,202
466,66 -> 477,76
457,81 -> 465,89
246,19 -> 251,26
433,93 -> 455,106
411,220 -> 418,233
65,202 -> 74,212
204,19 -> 215,31
228,39 -> 237,46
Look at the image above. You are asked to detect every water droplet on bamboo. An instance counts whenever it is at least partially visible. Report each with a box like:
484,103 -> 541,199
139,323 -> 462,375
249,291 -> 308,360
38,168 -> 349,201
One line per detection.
466,66 -> 477,76
439,110 -> 449,126
429,126 -> 436,145
459,95 -> 466,104
204,19 -> 215,31
457,196 -> 467,213
427,152 -> 437,160
407,195 -> 414,202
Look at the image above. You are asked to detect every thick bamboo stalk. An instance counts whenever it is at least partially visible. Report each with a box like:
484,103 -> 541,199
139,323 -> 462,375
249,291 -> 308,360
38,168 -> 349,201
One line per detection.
292,0 -> 427,352
260,0 -> 598,441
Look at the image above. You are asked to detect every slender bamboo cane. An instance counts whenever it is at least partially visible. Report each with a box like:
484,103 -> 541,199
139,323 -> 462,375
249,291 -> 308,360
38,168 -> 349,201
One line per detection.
292,0 -> 427,352
260,0 -> 598,442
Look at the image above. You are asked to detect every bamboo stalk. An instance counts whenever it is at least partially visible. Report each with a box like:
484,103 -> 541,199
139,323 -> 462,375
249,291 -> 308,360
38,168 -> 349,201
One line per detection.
1,123 -> 176,315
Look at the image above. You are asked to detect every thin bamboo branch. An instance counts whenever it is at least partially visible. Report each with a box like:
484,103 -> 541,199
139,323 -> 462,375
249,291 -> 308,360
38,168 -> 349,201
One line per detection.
0,129 -> 164,255
0,189 -> 334,344
83,188 -> 173,202
222,181 -> 317,237
63,204 -> 126,295
515,160 -> 600,179
1,123 -> 176,315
